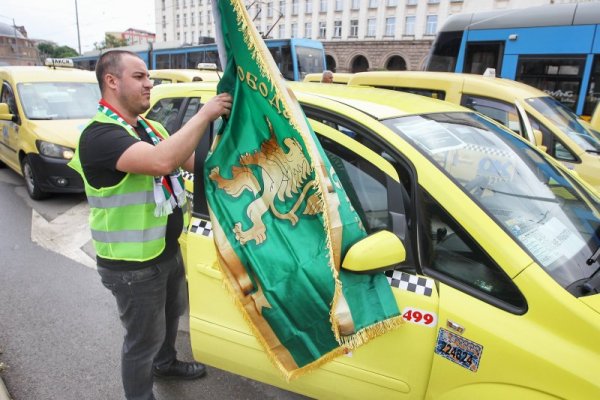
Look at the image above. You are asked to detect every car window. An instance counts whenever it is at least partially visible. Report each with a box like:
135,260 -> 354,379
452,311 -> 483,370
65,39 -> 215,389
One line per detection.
1,82 -> 19,118
306,112 -> 416,267
181,98 -> 202,125
528,113 -> 578,162
461,94 -> 521,133
146,97 -> 185,134
420,190 -> 527,313
376,86 -> 446,101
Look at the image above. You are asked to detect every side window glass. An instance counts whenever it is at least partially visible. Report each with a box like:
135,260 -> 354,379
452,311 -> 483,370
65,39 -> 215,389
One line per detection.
182,97 -> 202,125
528,114 -> 577,161
145,97 -> 185,134
319,135 -> 389,232
421,190 -> 526,311
1,83 -> 18,116
461,94 -> 520,133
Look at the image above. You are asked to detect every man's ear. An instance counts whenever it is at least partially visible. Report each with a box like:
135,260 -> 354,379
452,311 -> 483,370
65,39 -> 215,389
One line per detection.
105,73 -> 118,90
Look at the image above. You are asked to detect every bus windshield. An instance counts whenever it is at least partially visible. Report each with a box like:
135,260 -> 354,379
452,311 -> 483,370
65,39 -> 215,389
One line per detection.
385,112 -> 600,293
526,96 -> 600,154
296,46 -> 326,80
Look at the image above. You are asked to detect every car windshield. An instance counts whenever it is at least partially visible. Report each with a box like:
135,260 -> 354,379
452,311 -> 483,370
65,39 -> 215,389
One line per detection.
17,82 -> 100,120
384,112 -> 600,291
526,96 -> 600,154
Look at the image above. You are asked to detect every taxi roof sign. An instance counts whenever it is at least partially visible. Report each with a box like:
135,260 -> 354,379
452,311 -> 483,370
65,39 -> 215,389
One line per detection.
196,62 -> 218,71
45,58 -> 74,68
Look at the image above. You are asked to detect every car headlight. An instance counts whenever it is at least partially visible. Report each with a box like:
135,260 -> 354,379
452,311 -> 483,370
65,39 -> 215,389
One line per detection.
36,140 -> 74,159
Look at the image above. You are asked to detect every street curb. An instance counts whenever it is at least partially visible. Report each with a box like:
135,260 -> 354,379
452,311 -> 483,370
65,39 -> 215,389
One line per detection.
0,376 -> 10,400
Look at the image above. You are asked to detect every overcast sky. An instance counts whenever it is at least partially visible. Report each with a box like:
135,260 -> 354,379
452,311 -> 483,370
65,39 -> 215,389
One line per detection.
3,0 -> 156,54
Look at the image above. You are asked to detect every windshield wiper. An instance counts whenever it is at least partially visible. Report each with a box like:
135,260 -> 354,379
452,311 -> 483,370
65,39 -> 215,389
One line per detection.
582,246 -> 600,294
585,149 -> 600,154
29,117 -> 54,120
481,187 -> 559,203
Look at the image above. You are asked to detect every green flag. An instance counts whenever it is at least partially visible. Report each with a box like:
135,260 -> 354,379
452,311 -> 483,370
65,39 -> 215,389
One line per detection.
207,0 -> 402,380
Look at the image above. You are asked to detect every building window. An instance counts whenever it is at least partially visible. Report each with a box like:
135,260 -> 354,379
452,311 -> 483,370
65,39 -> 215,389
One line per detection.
387,0 -> 398,5
176,14 -> 180,28
405,16 -> 415,35
279,24 -> 285,38
367,18 -> 376,37
162,15 -> 166,28
279,0 -> 285,14
292,0 -> 299,15
385,17 -> 396,37
175,0 -> 179,8
407,0 -> 417,5
426,15 -> 438,35
350,19 -> 359,37
183,0 -> 186,7
161,0 -> 165,11
333,20 -> 342,38
267,2 -> 273,17
352,0 -> 359,10
305,0 -> 313,13
184,32 -> 188,43
320,0 -> 327,12
304,22 -> 312,38
183,13 -> 187,27
369,0 -> 378,8
177,32 -> 181,40
163,33 -> 167,41
291,23 -> 298,37
428,0 -> 440,3
335,0 -> 343,11
191,12 -> 195,26
319,21 -> 326,38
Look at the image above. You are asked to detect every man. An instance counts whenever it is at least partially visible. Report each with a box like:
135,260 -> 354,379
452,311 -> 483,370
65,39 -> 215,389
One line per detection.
321,70 -> 334,83
69,50 -> 232,400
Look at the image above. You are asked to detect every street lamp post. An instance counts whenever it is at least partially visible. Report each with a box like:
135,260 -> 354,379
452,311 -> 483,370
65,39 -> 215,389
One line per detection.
75,0 -> 82,54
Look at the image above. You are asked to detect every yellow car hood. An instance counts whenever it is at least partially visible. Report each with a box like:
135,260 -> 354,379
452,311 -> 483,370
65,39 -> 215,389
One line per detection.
580,293 -> 600,315
25,119 -> 90,148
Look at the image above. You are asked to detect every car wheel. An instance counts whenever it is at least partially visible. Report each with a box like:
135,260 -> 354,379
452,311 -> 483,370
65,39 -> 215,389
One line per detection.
21,156 -> 48,200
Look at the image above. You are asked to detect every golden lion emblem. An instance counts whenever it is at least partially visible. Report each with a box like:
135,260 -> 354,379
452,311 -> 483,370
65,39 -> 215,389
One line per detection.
209,117 -> 322,245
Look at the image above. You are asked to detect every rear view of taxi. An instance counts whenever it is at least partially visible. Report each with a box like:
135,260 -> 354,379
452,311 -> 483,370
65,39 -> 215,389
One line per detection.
0,59 -> 99,199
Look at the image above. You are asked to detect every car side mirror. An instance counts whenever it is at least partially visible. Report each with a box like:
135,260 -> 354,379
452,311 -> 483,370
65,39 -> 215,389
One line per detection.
342,230 -> 406,273
0,103 -> 15,122
533,129 -> 547,152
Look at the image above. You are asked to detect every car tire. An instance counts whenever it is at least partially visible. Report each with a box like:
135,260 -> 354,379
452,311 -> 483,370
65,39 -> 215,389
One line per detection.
21,156 -> 48,200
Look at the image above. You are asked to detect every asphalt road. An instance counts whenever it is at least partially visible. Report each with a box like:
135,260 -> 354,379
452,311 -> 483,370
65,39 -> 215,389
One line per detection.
0,167 -> 308,400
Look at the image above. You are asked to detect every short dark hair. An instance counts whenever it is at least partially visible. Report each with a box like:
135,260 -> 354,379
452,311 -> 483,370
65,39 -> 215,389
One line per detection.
95,50 -> 141,93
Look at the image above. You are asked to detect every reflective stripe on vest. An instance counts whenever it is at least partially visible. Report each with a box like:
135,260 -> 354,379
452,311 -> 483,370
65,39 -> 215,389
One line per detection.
91,225 -> 167,243
87,191 -> 155,208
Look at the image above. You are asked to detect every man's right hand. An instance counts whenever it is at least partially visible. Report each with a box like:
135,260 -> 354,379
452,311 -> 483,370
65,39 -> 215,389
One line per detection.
199,92 -> 232,122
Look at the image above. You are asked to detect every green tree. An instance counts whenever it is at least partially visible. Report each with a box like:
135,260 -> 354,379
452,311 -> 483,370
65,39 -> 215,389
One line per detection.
37,42 -> 78,59
94,34 -> 129,50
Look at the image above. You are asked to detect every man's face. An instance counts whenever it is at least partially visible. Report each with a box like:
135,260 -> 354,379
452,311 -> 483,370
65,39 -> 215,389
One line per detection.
322,73 -> 334,83
115,54 -> 153,115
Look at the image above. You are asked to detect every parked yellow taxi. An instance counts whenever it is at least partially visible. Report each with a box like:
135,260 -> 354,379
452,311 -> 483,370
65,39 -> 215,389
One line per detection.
348,71 -> 600,192
0,58 -> 99,199
147,81 -> 600,399
149,63 -> 221,85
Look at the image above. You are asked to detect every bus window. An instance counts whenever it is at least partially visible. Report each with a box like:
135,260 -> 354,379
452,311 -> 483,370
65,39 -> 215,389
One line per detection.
463,41 -> 504,75
155,54 -> 171,69
583,55 -> 600,118
427,31 -> 463,72
516,56 -> 585,113
295,46 -> 326,80
280,45 -> 294,81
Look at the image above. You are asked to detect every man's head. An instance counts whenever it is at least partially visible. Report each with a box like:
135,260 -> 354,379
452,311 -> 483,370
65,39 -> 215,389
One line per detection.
321,70 -> 334,83
95,50 -> 153,117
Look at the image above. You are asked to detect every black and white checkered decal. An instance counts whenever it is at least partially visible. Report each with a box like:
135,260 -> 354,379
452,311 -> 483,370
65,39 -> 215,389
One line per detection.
385,270 -> 434,296
189,219 -> 213,237
181,170 -> 195,182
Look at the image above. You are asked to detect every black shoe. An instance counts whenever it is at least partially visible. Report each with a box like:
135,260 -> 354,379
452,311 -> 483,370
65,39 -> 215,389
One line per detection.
152,360 -> 207,380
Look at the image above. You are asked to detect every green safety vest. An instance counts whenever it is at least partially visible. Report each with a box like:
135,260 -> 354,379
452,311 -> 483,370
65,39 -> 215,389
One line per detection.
69,112 -> 189,262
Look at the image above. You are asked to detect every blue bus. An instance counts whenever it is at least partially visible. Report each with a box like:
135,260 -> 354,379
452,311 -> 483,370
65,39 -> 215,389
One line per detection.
71,38 -> 326,82
425,2 -> 600,119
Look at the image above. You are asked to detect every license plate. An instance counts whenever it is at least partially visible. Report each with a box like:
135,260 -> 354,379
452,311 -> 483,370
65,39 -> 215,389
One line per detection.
434,328 -> 483,372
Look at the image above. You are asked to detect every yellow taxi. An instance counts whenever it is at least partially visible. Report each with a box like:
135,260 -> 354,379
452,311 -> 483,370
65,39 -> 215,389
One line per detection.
303,72 -> 354,84
149,63 -> 221,85
147,81 -> 600,399
0,58 -> 99,199
348,71 -> 600,192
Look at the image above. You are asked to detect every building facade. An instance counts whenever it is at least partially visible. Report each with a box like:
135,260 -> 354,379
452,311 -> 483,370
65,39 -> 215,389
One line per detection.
0,22 -> 40,66
154,0 -> 599,72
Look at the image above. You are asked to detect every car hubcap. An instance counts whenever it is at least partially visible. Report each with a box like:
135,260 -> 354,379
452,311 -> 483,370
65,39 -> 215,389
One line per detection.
23,162 -> 35,193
